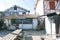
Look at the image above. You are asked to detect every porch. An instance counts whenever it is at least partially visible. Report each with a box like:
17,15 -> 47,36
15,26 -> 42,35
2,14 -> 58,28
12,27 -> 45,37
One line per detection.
3,15 -> 38,30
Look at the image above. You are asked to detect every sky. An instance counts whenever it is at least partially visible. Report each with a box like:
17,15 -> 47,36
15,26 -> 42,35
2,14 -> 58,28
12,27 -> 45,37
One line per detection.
0,0 -> 35,14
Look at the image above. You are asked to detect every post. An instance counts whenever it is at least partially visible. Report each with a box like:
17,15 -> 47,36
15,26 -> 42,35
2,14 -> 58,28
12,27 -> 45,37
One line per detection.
50,18 -> 52,37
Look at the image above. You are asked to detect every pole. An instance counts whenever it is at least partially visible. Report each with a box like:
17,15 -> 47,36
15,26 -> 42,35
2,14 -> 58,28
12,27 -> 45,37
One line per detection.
50,18 -> 52,37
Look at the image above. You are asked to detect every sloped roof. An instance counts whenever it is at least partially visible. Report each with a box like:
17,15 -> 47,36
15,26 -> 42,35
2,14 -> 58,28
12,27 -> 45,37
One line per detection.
4,5 -> 30,13
4,14 -> 39,19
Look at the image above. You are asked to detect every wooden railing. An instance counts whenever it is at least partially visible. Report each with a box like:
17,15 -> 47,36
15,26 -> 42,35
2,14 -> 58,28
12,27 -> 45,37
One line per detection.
2,29 -> 22,40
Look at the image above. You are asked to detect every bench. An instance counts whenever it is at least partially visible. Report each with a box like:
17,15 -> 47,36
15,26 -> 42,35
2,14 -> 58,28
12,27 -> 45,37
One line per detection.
2,29 -> 22,40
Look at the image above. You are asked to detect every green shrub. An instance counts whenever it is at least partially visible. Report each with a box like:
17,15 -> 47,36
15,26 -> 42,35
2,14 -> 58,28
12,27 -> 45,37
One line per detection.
11,19 -> 16,25
36,26 -> 40,31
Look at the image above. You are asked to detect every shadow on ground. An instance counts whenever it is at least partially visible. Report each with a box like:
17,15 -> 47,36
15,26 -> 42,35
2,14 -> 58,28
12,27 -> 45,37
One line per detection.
0,30 -> 13,37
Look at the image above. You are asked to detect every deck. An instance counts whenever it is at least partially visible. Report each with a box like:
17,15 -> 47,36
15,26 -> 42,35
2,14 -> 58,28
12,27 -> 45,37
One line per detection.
0,30 -> 12,39
0,29 -> 22,40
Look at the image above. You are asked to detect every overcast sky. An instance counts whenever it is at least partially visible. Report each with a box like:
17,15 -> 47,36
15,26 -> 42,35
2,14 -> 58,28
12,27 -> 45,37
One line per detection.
0,0 -> 35,14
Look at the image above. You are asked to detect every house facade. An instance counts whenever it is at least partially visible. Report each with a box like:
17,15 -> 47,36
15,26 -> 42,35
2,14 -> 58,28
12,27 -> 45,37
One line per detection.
34,0 -> 60,39
3,5 -> 38,30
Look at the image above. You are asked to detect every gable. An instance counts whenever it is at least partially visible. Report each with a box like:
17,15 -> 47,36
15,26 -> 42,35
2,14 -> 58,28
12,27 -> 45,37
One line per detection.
4,5 -> 30,13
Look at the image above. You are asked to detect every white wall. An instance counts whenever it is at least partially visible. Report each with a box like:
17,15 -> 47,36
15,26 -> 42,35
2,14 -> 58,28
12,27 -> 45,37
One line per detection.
35,0 -> 57,39
35,0 -> 45,29
19,19 -> 38,29
19,24 -> 32,29
51,22 -> 56,39
33,19 -> 38,29
8,19 -> 11,25
4,19 -> 9,27
36,0 -> 44,15
45,16 -> 56,39
19,24 -> 22,29
45,17 -> 51,35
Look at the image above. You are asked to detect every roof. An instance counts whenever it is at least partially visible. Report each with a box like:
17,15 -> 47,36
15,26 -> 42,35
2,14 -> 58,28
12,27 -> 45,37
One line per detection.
4,14 -> 39,19
4,5 -> 30,13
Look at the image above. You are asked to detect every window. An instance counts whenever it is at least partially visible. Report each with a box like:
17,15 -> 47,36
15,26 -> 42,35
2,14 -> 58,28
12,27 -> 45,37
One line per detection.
18,19 -> 22,24
18,18 -> 32,24
23,12 -> 26,15
5,13 -> 9,16
23,18 -> 32,24
19,12 -> 22,15
14,6 -> 17,10
11,18 -> 33,24
12,12 -> 18,15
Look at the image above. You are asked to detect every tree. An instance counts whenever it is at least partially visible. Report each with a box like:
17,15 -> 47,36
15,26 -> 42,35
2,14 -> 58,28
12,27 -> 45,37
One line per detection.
0,20 -> 4,29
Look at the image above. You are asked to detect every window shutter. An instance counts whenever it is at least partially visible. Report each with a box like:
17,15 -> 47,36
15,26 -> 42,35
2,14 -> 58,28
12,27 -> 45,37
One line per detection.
49,1 -> 55,10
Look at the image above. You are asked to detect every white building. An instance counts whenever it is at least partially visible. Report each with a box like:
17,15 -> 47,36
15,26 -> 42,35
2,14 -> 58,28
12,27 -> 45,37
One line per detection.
34,0 -> 60,39
3,5 -> 38,30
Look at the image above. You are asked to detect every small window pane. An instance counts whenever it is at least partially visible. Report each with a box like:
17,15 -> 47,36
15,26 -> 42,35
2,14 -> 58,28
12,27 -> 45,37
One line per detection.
23,12 -> 26,15
14,6 -> 17,10
11,19 -> 32,24
23,18 -> 32,24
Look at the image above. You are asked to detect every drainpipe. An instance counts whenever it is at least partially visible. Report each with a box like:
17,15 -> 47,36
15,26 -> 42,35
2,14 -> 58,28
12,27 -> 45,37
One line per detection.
22,20 -> 23,29
50,18 -> 52,37
32,19 -> 33,30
